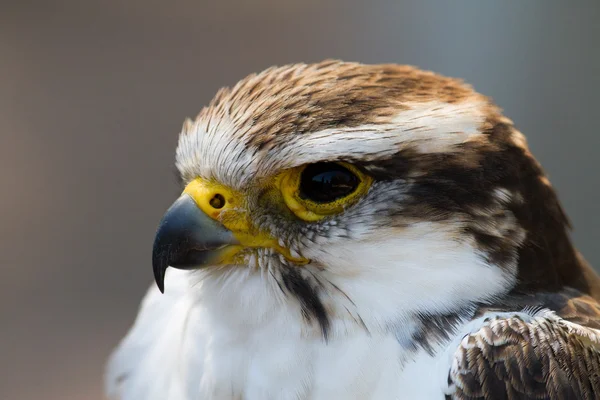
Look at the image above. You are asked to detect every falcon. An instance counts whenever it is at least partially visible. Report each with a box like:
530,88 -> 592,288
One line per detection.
106,60 -> 600,400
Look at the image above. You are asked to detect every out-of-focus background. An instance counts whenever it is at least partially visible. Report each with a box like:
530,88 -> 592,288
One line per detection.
1,1 -> 599,399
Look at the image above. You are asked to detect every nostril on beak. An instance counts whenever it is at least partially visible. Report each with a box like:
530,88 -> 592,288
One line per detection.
209,193 -> 226,209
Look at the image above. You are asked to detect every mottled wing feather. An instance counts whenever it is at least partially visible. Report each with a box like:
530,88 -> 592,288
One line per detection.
555,293 -> 600,330
448,311 -> 600,400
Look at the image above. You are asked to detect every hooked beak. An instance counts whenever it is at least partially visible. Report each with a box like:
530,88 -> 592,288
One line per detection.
151,194 -> 239,293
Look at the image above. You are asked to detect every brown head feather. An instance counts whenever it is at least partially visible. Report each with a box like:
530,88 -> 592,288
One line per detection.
185,60 -> 599,298
196,60 -> 491,150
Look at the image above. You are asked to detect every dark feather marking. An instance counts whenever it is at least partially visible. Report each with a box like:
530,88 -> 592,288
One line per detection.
327,279 -> 370,335
327,280 -> 356,306
269,269 -> 286,296
280,268 -> 330,339
356,120 -> 594,294
343,305 -> 370,334
411,311 -> 470,355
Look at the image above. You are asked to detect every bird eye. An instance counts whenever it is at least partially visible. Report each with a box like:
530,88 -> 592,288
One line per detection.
299,163 -> 359,203
279,162 -> 372,222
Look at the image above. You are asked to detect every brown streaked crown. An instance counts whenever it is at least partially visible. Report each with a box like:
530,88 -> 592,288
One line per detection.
195,60 -> 496,150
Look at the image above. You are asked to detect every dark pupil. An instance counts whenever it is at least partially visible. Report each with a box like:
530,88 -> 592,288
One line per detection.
299,163 -> 359,203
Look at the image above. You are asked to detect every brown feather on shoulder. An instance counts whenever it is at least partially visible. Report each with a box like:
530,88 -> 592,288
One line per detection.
448,289 -> 600,400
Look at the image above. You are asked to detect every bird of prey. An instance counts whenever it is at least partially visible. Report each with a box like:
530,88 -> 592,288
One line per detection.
106,60 -> 600,400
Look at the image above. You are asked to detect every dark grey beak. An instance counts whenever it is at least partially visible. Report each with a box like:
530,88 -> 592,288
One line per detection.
152,194 -> 238,293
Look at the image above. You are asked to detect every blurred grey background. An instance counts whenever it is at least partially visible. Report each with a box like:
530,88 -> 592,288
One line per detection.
1,1 -> 599,399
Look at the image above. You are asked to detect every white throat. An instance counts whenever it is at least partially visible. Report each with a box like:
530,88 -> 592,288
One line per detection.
107,234 -> 512,400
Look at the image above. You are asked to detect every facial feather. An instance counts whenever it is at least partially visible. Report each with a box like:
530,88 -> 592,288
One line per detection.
174,60 -> 584,338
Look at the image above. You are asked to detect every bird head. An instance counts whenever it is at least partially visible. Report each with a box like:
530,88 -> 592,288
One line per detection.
152,60 -> 587,337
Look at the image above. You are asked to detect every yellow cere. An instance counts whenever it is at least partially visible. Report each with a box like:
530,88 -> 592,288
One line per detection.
278,162 -> 373,222
183,178 -> 250,231
182,178 -> 309,265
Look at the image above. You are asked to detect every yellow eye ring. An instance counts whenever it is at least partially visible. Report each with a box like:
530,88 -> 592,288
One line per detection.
279,162 -> 372,222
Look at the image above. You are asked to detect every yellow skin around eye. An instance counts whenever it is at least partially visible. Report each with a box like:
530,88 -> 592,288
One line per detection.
279,162 -> 373,222
180,163 -> 370,266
